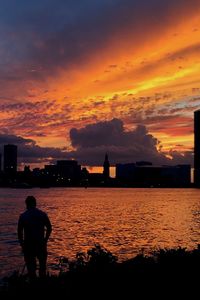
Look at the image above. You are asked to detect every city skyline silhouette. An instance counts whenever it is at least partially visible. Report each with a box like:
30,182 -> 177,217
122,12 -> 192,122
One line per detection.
0,109 -> 198,189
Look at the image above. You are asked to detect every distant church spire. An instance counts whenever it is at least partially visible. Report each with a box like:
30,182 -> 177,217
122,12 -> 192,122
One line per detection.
103,153 -> 110,180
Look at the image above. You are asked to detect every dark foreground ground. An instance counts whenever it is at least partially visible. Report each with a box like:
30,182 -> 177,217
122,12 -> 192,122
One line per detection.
1,244 -> 200,299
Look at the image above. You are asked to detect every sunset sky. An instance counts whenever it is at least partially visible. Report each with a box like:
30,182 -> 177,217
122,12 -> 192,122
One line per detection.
0,0 -> 200,171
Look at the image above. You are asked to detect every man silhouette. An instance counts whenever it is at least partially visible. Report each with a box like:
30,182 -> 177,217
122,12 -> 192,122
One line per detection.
18,196 -> 52,279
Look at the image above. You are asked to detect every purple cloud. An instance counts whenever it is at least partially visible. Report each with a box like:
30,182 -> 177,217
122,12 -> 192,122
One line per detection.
69,118 -> 193,166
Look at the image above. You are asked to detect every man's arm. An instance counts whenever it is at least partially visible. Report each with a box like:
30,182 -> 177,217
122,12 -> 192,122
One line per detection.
17,216 -> 24,247
44,214 -> 52,242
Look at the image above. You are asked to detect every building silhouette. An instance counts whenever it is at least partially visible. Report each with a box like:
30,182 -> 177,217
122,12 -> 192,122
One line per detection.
116,163 -> 191,187
194,110 -> 200,187
42,160 -> 81,186
103,153 -> 110,180
3,144 -> 17,174
56,160 -> 81,181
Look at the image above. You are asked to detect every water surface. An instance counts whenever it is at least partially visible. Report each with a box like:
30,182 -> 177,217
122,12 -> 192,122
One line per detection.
0,187 -> 200,278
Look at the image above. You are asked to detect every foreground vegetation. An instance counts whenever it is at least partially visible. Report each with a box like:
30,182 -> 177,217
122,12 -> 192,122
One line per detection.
1,244 -> 200,298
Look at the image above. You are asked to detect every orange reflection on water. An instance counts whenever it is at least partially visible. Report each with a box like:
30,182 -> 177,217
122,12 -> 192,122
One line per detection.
1,188 -> 200,277
39,188 -> 200,262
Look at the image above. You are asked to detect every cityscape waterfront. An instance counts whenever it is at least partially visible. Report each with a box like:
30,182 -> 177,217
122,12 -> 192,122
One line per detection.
1,110 -> 200,188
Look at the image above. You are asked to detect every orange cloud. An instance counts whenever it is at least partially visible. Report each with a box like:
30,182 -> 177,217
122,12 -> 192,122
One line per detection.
1,1 -> 200,161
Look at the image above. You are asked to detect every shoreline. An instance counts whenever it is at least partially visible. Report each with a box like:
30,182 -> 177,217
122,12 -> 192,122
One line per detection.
0,185 -> 196,189
1,244 -> 200,298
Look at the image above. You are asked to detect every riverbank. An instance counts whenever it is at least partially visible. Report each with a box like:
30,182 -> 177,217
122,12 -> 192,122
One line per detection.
1,244 -> 199,298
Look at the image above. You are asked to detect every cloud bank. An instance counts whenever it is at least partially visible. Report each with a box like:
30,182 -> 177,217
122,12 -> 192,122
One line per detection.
69,119 -> 193,166
0,118 -> 193,168
0,134 -> 68,166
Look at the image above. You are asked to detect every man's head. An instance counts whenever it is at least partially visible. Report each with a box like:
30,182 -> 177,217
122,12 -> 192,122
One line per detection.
25,196 -> 37,209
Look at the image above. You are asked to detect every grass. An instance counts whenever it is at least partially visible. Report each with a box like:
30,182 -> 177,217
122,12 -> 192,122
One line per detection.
1,244 -> 200,298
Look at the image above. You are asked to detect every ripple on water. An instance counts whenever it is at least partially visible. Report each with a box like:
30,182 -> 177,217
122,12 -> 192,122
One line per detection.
1,188 -> 200,277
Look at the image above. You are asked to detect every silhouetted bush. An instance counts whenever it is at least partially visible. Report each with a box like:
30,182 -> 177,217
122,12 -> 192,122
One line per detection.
1,244 -> 200,298
58,244 -> 117,274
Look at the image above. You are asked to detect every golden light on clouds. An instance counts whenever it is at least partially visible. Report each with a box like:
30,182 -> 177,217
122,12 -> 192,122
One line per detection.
1,1 -> 200,166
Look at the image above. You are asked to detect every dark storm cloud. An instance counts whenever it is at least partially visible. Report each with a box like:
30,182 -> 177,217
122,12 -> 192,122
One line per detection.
70,119 -> 126,148
0,134 -> 68,164
0,117 -> 193,166
1,0 -> 199,79
69,118 -> 193,166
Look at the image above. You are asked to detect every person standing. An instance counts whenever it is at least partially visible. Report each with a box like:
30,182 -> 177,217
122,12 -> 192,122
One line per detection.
18,196 -> 52,279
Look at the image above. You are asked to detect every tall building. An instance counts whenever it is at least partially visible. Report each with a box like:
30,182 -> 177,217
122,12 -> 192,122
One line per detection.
56,160 -> 81,181
194,110 -> 200,187
116,163 -> 191,187
103,153 -> 110,180
4,144 -> 17,174
116,163 -> 136,184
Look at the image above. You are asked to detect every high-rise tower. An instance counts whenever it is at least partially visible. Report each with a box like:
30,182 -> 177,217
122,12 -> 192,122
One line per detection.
4,144 -> 17,174
103,153 -> 110,180
194,110 -> 200,187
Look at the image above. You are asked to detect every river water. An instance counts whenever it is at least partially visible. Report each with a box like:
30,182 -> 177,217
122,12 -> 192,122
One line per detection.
0,187 -> 200,278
